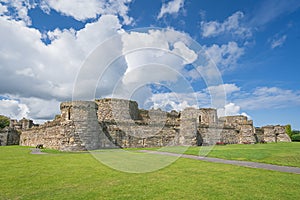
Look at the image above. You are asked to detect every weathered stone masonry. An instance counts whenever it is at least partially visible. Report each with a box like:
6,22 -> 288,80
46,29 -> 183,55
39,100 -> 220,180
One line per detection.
16,98 -> 291,151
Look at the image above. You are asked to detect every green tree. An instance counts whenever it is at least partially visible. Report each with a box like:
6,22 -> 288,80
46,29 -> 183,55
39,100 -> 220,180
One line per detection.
0,115 -> 10,129
285,124 -> 292,138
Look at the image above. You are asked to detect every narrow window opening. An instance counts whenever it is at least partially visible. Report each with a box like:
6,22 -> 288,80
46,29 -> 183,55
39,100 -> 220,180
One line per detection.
68,108 -> 71,120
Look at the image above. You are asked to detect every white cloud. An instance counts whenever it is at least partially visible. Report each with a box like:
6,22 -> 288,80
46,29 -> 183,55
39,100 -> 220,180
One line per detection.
0,12 -> 201,121
44,0 -> 133,25
202,41 -> 244,71
0,14 -> 122,99
0,14 -> 124,120
217,102 -> 250,118
20,97 -> 60,120
147,91 -> 207,112
201,11 -> 252,38
119,29 -> 197,92
236,87 -> 300,110
157,0 -> 184,19
0,99 -> 29,119
0,96 -> 60,122
0,0 -> 36,25
270,34 -> 287,49
207,84 -> 240,96
0,5 -> 246,124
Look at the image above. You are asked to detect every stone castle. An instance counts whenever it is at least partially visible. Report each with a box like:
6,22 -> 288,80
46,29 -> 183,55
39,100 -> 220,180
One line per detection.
1,98 -> 291,150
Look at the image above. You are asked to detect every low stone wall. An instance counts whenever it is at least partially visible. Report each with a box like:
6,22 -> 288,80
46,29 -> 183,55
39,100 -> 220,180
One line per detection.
20,119 -> 84,151
261,125 -> 291,143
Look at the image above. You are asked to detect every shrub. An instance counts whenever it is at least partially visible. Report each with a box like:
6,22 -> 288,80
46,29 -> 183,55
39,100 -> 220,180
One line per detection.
285,124 -> 292,138
0,115 -> 10,129
291,134 -> 300,142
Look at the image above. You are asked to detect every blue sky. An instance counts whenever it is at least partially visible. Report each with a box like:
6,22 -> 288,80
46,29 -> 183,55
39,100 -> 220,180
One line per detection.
0,0 -> 299,129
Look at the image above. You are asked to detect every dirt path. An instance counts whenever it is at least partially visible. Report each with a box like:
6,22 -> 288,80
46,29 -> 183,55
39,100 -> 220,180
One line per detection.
139,150 -> 300,174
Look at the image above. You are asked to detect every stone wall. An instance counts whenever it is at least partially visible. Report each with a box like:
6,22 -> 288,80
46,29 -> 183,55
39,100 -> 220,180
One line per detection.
95,98 -> 141,122
0,128 -> 20,146
21,101 -> 114,151
18,98 -> 291,151
219,116 -> 256,144
259,125 -> 291,143
20,119 -> 80,151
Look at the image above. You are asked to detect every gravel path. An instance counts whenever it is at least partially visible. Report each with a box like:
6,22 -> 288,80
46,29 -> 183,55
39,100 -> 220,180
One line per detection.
30,148 -> 48,154
139,150 -> 300,174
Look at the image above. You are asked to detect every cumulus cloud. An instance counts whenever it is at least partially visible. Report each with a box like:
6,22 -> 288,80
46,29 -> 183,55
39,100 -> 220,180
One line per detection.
202,41 -> 244,72
0,10 -> 203,122
270,34 -> 287,49
0,13 -> 124,120
102,28 -> 200,100
43,0 -> 133,25
201,11 -> 252,38
157,0 -> 184,19
0,2 -> 252,124
217,103 -> 250,118
0,14 -> 123,100
0,99 -> 29,119
147,91 -> 208,112
0,96 -> 60,122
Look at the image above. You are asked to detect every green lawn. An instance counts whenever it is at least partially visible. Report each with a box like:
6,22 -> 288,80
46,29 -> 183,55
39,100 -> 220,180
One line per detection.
1,146 -> 300,199
140,142 -> 300,167
183,142 -> 300,167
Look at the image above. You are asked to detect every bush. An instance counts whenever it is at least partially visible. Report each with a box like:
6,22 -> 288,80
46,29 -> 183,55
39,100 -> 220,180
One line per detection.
291,134 -> 300,142
0,115 -> 10,129
286,124 -> 292,138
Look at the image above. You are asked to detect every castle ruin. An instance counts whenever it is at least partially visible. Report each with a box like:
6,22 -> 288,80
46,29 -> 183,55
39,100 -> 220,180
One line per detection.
2,98 -> 291,150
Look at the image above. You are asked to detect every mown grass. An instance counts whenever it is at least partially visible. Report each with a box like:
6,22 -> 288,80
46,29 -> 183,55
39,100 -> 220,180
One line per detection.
137,142 -> 300,167
0,145 -> 300,199
184,142 -> 300,167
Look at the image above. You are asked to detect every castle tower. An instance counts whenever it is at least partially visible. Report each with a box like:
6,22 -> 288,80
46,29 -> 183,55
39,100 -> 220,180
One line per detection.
60,101 -> 109,150
178,108 -> 201,146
